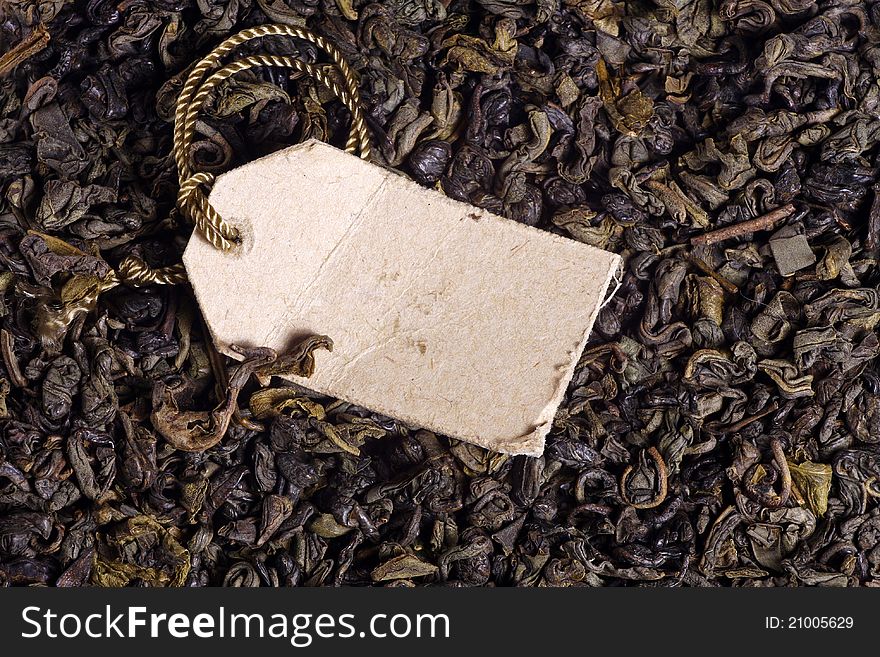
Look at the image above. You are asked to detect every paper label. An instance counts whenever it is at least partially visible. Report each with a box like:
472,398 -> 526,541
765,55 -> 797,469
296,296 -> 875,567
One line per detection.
183,139 -> 621,456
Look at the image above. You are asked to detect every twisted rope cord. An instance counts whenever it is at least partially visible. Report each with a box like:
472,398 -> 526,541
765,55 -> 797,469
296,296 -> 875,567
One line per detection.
114,259 -> 188,286
91,258 -> 187,301
173,24 -> 371,251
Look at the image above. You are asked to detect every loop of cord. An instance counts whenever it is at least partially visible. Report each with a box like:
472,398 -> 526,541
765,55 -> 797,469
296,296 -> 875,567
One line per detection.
173,24 -> 371,252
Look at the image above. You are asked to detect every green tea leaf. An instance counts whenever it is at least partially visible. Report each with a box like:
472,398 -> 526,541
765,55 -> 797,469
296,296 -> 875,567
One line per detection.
788,460 -> 833,517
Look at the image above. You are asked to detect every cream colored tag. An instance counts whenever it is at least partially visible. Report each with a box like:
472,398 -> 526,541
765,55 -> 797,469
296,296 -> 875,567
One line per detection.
183,139 -> 621,456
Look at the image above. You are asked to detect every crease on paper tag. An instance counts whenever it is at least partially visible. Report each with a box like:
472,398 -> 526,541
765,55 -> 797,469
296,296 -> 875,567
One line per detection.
183,139 -> 622,456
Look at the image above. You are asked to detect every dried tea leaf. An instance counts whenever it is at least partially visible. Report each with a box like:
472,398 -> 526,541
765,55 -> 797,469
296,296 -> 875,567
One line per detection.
757,360 -> 814,399
255,0 -> 307,25
334,0 -> 359,20
308,513 -> 354,538
211,80 -> 291,117
36,180 -> 116,230
787,460 -> 833,517
92,516 -> 190,587
565,0 -> 622,36
371,553 -> 439,581
596,58 -> 653,137
441,18 -> 517,74
249,387 -> 326,420
816,236 -> 857,285
256,494 -> 294,546
555,74 -> 580,108
0,24 -> 50,78
151,346 -> 277,451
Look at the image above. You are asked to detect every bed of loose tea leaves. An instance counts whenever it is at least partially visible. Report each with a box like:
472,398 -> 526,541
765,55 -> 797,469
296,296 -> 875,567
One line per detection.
2,0 -> 880,587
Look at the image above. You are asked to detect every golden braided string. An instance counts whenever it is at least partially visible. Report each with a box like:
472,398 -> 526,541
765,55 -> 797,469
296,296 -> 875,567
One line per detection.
71,259 -> 187,312
114,24 -> 369,283
112,258 -> 188,286
88,260 -> 188,301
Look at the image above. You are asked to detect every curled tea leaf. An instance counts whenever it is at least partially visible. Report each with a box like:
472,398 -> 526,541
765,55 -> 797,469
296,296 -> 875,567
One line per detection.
596,58 -> 653,137
371,553 -> 438,582
309,513 -> 355,539
92,516 -> 190,587
620,447 -> 668,509
151,347 -> 276,452
441,18 -> 517,74
787,460 -> 833,517
249,388 -> 326,420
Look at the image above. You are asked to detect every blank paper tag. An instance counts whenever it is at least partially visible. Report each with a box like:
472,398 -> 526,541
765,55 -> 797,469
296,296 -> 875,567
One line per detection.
183,139 -> 621,456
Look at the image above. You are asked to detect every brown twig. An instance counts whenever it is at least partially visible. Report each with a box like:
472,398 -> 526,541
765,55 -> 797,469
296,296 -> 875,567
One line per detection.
690,203 -> 795,246
0,25 -> 50,78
